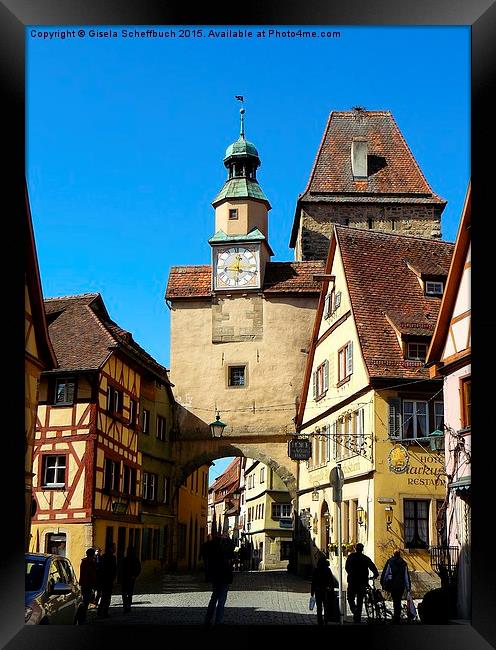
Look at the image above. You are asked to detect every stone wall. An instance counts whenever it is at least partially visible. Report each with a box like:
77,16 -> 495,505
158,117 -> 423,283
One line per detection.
296,202 -> 443,261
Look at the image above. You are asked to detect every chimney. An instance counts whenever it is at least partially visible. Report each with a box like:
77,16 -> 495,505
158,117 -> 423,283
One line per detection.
351,138 -> 368,179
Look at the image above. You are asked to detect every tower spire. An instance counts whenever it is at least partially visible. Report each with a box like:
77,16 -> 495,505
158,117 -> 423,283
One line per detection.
235,95 -> 245,138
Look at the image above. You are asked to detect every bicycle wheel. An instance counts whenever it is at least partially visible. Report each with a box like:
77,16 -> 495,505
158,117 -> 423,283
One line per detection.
364,591 -> 376,623
374,600 -> 387,621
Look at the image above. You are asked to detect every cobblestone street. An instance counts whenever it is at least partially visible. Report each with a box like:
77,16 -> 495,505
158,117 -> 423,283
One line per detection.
86,569 -> 423,626
88,569 -> 320,626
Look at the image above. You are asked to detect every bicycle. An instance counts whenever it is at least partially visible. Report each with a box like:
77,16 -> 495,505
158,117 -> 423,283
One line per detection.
364,578 -> 389,623
364,579 -> 418,624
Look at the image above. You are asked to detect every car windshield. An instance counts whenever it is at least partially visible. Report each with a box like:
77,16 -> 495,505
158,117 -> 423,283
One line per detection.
25,559 -> 46,591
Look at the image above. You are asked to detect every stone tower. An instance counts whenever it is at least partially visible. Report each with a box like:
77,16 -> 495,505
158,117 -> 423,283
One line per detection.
166,107 -> 324,439
290,108 -> 447,261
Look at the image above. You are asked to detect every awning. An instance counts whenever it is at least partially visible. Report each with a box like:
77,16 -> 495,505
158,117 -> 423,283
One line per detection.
448,476 -> 471,491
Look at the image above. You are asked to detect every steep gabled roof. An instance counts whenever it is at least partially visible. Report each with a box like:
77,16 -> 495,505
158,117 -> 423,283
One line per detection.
297,226 -> 454,426
25,186 -> 57,369
43,293 -> 172,387
336,226 -> 453,379
427,183 -> 471,367
290,109 -> 446,247
165,261 -> 324,299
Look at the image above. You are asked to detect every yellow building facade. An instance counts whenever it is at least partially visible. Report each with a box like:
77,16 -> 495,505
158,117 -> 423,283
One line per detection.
296,226 -> 454,596
177,465 -> 209,571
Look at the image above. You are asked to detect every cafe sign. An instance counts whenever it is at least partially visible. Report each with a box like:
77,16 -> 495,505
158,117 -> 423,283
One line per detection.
288,437 -> 312,461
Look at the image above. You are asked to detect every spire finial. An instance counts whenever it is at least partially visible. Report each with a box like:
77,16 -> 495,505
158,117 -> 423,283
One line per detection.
235,95 -> 245,138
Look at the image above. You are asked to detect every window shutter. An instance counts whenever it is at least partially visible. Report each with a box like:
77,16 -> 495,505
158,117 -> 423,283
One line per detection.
346,341 -> 353,376
332,421 -> 338,460
106,386 -> 112,411
388,398 -> 402,439
312,371 -> 317,399
324,294 -> 331,318
335,291 -> 341,309
66,380 -> 75,403
324,359 -> 329,391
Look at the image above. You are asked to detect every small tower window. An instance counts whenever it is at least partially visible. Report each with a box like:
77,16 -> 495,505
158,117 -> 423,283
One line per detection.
425,281 -> 444,296
391,219 -> 396,230
368,218 -> 373,229
229,209 -> 239,220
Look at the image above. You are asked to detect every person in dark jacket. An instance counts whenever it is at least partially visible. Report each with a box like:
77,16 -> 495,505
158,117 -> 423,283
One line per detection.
381,549 -> 411,623
345,543 -> 379,623
199,535 -> 213,581
97,543 -> 117,618
78,548 -> 97,623
203,533 -> 235,626
311,556 -> 338,625
121,546 -> 142,613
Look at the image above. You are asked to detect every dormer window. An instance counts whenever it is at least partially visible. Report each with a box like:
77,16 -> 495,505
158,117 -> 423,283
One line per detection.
425,281 -> 444,296
407,342 -> 428,361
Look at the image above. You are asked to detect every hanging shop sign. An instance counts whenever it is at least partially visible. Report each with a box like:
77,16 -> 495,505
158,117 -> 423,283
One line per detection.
288,437 -> 312,461
387,444 -> 410,474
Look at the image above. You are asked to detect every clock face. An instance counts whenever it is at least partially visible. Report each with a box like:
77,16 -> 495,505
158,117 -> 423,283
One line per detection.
215,246 -> 259,289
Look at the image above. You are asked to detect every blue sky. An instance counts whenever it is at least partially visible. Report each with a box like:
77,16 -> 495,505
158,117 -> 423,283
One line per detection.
26,26 -> 470,482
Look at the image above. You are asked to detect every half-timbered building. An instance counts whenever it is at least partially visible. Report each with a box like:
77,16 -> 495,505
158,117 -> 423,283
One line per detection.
24,189 -> 57,550
30,293 -> 174,573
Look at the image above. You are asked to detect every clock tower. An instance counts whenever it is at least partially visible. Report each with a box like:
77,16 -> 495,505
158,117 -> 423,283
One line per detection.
210,106 -> 273,291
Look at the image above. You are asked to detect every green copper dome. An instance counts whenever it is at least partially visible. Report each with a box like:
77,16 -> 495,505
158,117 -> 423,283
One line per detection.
224,136 -> 260,161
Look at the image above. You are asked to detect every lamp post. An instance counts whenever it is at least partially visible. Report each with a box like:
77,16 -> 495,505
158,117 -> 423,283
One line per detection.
330,464 -> 345,624
209,413 -> 227,438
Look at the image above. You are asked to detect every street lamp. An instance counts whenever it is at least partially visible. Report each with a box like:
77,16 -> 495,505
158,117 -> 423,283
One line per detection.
209,413 -> 227,438
311,482 -> 320,501
357,505 -> 366,528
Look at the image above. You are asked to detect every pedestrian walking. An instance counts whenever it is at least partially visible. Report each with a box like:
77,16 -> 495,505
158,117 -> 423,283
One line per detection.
203,533 -> 235,626
251,547 -> 260,571
77,548 -> 97,623
345,543 -> 379,623
121,546 -> 142,613
310,556 -> 338,626
239,544 -> 249,572
97,543 -> 117,618
381,548 -> 412,623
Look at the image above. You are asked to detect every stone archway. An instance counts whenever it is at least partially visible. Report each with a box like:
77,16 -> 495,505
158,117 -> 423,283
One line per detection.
172,436 -> 298,500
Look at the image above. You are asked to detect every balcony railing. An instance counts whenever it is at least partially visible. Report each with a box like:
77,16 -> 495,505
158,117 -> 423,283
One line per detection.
429,545 -> 459,584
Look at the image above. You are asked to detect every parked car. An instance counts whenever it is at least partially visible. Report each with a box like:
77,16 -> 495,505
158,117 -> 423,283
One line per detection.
25,552 -> 84,624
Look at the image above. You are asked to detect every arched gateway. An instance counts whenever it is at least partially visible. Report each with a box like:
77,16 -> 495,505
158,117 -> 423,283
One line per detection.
173,438 -> 298,499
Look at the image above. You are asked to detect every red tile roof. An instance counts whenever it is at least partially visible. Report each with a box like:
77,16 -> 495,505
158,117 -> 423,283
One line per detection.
165,261 -> 325,299
290,109 -> 446,247
335,226 -> 454,379
302,110 -> 446,200
44,293 -> 171,385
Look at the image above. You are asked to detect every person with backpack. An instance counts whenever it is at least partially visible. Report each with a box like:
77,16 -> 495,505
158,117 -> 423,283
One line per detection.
381,549 -> 412,623
203,533 -> 235,626
345,543 -> 379,623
